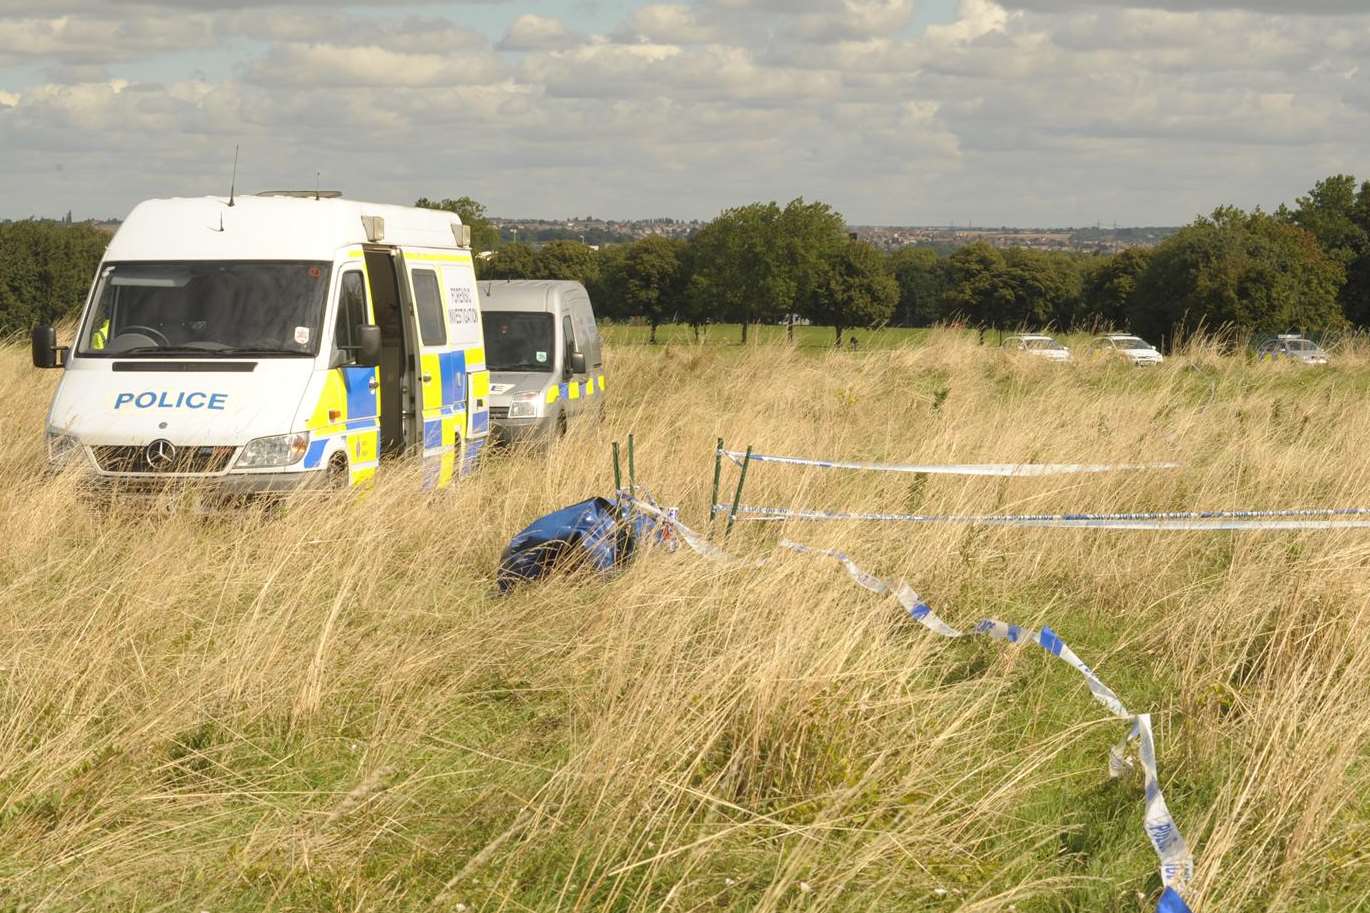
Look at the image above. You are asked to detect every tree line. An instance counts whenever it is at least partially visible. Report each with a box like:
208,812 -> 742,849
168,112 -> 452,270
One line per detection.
3,176 -> 1367,347
469,175 -> 1369,347
0,221 -> 111,338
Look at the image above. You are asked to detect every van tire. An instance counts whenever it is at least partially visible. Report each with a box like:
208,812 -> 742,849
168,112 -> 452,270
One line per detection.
327,453 -> 349,489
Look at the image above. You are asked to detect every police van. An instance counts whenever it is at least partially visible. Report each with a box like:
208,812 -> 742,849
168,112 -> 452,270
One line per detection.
31,192 -> 490,493
479,280 -> 604,445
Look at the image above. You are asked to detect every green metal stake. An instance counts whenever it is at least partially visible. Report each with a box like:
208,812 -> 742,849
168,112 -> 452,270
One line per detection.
708,437 -> 724,524
627,432 -> 636,493
724,445 -> 752,539
612,441 -> 622,492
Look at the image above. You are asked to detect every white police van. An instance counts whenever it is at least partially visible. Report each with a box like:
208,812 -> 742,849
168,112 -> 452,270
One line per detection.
480,280 -> 605,445
32,192 -> 491,494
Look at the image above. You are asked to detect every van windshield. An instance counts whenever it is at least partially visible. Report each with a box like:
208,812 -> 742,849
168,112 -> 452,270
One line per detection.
78,261 -> 330,357
484,312 -> 555,373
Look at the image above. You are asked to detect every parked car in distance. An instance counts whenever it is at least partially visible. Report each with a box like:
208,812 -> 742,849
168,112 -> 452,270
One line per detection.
1256,334 -> 1329,365
1093,333 -> 1163,365
1002,334 -> 1071,362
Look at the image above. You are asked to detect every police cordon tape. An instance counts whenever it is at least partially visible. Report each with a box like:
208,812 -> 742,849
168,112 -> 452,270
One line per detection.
722,448 -> 1183,477
628,497 -> 1197,912
715,503 -> 1370,531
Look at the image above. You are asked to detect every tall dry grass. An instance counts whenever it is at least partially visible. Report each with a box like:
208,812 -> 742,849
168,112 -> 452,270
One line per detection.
1,333 -> 1368,911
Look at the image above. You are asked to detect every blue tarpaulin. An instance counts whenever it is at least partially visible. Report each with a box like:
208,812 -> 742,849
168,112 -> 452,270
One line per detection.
497,496 -> 672,593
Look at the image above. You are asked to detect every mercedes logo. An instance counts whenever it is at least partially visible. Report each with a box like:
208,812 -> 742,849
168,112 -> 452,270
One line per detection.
144,438 -> 177,469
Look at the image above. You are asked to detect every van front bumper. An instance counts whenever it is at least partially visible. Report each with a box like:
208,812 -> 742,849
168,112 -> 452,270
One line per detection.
77,467 -> 329,501
491,415 -> 559,447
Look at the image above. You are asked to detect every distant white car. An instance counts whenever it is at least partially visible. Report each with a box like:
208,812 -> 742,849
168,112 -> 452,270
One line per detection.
1093,333 -> 1163,366
1003,334 -> 1071,362
1257,334 -> 1328,365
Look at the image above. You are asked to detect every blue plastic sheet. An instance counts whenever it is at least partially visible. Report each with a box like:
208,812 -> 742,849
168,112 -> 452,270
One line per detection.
497,496 -> 670,593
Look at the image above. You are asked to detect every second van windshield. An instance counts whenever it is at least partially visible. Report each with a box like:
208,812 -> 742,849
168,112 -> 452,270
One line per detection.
484,312 -> 555,372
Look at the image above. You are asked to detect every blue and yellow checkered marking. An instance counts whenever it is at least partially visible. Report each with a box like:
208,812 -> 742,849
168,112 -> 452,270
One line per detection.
307,367 -> 380,485
544,373 -> 605,406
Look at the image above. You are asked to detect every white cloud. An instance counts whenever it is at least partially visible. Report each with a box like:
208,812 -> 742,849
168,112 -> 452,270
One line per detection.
217,13 -> 489,54
1006,0 -> 1368,13
0,13 -> 216,64
247,42 -> 502,88
926,0 -> 1013,45
1,0 -> 1368,226
498,14 -> 583,51
617,4 -> 718,44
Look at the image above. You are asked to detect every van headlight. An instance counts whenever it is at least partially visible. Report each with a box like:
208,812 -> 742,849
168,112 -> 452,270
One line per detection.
507,393 -> 541,420
236,433 -> 310,469
46,427 -> 82,466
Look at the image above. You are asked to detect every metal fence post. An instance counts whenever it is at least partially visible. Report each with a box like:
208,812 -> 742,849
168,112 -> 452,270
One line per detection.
724,445 -> 752,539
612,441 -> 622,492
708,437 -> 724,524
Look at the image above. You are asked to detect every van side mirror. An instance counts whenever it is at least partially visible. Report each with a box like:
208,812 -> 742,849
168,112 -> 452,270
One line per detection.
567,351 -> 586,375
31,325 -> 67,369
355,325 -> 382,367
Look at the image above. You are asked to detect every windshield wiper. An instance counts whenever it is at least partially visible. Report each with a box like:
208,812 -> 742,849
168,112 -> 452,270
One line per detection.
113,345 -> 307,357
117,345 -> 225,355
215,347 -> 311,356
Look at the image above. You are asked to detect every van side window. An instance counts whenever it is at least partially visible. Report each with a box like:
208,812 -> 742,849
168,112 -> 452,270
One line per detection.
334,270 -> 367,355
563,315 -> 577,361
412,269 -> 447,346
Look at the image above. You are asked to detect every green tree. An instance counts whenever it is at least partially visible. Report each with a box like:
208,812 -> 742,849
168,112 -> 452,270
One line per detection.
780,198 -> 848,340
533,240 -> 600,288
1283,175 -> 1370,326
414,196 -> 501,253
481,241 -> 536,280
1284,176 -> 1367,262
620,235 -> 683,343
0,221 -> 110,336
941,242 -> 1013,332
678,240 -> 718,342
587,243 -> 629,320
1081,247 -> 1153,330
688,202 -> 794,343
1000,248 -> 1082,329
1129,206 -> 1346,345
802,239 -> 898,346
887,246 -> 946,326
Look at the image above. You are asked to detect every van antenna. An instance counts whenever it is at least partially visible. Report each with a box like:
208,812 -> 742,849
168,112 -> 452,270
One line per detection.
228,144 -> 239,207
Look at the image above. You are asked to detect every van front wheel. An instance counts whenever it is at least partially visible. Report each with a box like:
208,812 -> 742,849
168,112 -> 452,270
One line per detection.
327,454 -> 350,489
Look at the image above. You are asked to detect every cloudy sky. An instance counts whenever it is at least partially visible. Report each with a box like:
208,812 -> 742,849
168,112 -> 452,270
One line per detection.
1,0 -> 1366,226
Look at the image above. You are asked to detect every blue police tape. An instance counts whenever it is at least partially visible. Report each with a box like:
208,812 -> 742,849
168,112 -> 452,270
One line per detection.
777,538 -> 1196,904
723,449 -> 1181,477
629,500 -> 1196,910
715,503 -> 1370,531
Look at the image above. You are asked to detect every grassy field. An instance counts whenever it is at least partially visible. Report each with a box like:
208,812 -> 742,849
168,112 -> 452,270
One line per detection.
2,331 -> 1369,912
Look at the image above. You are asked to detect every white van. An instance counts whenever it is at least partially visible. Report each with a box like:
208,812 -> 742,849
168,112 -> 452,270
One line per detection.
479,280 -> 604,445
31,193 -> 491,493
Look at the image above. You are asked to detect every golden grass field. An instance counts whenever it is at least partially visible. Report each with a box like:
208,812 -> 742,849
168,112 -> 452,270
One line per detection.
1,331 -> 1368,912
